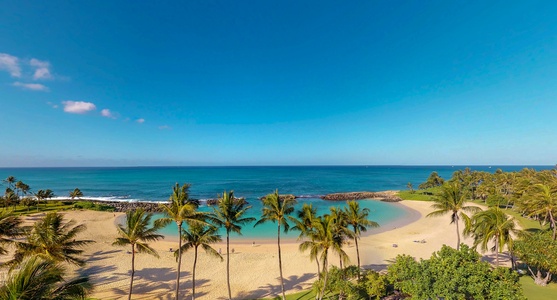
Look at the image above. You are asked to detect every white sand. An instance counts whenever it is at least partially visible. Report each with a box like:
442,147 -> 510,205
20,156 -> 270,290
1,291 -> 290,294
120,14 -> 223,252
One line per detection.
5,200 -> 503,299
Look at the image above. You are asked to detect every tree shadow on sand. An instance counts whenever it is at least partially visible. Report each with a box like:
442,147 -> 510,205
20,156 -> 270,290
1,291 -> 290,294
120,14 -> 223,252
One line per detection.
110,267 -> 176,297
481,252 -> 513,266
361,263 -> 390,273
234,273 -> 315,300
86,249 -> 122,262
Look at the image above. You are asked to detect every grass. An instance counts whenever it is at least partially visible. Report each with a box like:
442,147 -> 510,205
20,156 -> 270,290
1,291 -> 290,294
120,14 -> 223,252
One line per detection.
397,186 -> 440,201
5,202 -> 75,216
520,276 -> 557,300
3,199 -> 115,216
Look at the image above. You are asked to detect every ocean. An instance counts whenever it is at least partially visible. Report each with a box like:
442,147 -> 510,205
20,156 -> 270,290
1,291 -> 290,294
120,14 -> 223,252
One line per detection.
0,165 -> 551,239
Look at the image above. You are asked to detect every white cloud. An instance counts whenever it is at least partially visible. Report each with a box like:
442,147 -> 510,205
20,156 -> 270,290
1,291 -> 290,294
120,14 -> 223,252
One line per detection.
62,101 -> 96,114
46,102 -> 58,108
30,58 -> 52,80
0,53 -> 21,77
158,125 -> 172,130
136,118 -> 145,124
101,108 -> 117,119
12,81 -> 49,91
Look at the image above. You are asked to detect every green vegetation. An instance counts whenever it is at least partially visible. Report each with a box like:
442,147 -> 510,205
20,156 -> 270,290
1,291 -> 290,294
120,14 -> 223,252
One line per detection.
397,186 -> 440,201
0,256 -> 93,299
73,201 -> 115,212
10,212 -> 94,267
155,183 -> 204,300
388,244 -> 525,299
208,191 -> 256,300
255,189 -> 297,300
426,182 -> 481,250
3,169 -> 557,299
520,276 -> 557,300
515,231 -> 557,286
177,223 -> 222,300
113,208 -> 165,300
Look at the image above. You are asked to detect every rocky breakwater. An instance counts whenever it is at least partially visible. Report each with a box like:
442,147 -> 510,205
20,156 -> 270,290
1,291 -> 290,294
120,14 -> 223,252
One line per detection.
71,199 -> 163,212
321,191 -> 402,202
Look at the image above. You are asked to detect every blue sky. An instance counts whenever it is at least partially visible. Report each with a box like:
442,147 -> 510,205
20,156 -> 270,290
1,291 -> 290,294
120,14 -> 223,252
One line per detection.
1,1 -> 556,167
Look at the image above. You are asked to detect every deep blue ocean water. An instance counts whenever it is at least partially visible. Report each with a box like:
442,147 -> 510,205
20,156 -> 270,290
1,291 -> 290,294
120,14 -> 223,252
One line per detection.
0,166 -> 551,239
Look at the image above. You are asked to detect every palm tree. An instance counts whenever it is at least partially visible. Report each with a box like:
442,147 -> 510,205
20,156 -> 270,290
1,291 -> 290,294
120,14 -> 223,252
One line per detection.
44,189 -> 55,207
467,207 -> 520,267
299,214 -> 348,300
155,183 -> 205,300
254,190 -> 296,300
69,188 -> 83,200
208,191 -> 255,300
176,222 -> 222,300
15,181 -> 30,198
11,212 -> 94,267
113,208 -> 164,300
35,189 -> 46,211
0,210 -> 23,255
289,203 -> 321,278
328,206 -> 352,269
344,200 -> 379,280
0,256 -> 93,299
427,182 -> 481,250
3,188 -> 18,209
2,176 -> 17,190
522,183 -> 557,240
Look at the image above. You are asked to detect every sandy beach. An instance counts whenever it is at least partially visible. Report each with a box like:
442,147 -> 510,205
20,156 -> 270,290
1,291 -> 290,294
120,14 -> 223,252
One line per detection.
5,200 -> 496,300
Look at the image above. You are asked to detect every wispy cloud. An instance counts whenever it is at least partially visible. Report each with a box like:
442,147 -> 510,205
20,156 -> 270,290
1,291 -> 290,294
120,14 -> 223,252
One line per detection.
0,53 -> 21,77
62,101 -> 96,114
158,125 -> 172,130
47,102 -> 59,109
30,58 -> 52,80
12,81 -> 49,91
136,118 -> 145,124
101,108 -> 118,119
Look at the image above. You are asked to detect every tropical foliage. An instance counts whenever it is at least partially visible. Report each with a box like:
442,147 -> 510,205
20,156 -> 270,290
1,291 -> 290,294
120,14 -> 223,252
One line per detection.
0,256 -> 93,300
426,181 -> 481,250
113,208 -> 164,300
176,222 -> 222,300
387,244 -> 525,299
11,212 -> 94,267
344,200 -> 379,279
514,231 -> 557,286
208,191 -> 255,300
418,171 -> 445,189
254,190 -> 296,300
155,183 -> 204,300
0,210 -> 23,255
466,207 -> 520,266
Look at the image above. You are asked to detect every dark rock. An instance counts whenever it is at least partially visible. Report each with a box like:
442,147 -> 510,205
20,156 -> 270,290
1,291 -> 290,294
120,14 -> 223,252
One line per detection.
321,192 -> 402,202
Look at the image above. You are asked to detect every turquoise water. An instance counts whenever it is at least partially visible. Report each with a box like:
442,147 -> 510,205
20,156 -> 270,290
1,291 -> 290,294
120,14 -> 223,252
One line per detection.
2,166 -> 551,239
152,199 -> 407,240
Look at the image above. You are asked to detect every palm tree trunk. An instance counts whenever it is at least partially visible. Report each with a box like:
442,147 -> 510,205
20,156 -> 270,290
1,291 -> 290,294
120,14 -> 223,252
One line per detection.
192,246 -> 198,300
226,231 -> 232,300
129,244 -> 135,300
455,213 -> 461,250
549,211 -> 556,240
319,252 -> 329,300
278,224 -> 286,300
495,238 -> 499,267
354,235 -> 361,280
176,223 -> 183,300
315,257 -> 321,280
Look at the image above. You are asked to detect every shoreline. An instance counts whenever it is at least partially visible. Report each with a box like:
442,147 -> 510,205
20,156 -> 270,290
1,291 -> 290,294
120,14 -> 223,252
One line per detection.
6,198 -> 492,300
155,200 -> 422,244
